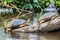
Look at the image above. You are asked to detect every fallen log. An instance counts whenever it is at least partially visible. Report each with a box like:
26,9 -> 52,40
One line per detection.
13,24 -> 38,32
12,17 -> 60,32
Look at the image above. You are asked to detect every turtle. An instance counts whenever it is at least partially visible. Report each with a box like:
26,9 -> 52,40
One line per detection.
5,19 -> 30,32
38,12 -> 59,24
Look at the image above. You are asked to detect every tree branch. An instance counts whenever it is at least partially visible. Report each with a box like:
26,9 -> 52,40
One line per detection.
0,0 -> 33,19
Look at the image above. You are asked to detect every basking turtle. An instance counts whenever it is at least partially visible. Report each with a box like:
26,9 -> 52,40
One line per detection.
38,12 -> 59,24
38,3 -> 60,24
5,19 -> 30,32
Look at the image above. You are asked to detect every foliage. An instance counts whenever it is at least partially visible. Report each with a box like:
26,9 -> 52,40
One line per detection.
0,16 -> 3,21
2,0 -> 60,9
3,0 -> 14,5
55,0 -> 60,8
1,0 -> 60,18
1,0 -> 60,20
2,0 -> 50,11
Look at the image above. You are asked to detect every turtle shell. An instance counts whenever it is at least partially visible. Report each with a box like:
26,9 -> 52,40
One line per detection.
10,19 -> 26,26
6,19 -> 26,27
39,12 -> 58,20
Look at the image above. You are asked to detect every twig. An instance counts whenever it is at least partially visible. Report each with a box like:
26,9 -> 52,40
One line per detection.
10,4 -> 22,19
10,4 -> 33,18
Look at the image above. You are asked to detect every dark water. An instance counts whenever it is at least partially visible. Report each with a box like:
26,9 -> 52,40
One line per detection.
0,28 -> 60,40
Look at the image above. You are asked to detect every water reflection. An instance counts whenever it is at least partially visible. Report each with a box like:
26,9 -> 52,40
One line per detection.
6,31 -> 60,40
0,28 -> 60,40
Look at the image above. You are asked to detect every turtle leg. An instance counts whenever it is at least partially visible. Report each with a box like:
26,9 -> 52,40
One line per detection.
51,15 -> 57,20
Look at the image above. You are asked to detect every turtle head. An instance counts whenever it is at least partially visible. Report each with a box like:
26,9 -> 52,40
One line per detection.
5,27 -> 11,33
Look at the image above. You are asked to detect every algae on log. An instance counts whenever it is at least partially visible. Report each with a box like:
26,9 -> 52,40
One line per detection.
12,17 -> 60,32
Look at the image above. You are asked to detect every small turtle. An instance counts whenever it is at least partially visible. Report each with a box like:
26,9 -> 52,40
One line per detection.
38,12 -> 59,24
5,19 -> 30,32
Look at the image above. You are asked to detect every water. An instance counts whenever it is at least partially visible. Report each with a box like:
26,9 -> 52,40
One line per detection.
32,9 -> 43,25
0,28 -> 60,40
0,28 -> 6,40
0,8 -> 13,14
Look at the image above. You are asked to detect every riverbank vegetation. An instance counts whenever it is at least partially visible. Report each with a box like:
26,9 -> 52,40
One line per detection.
0,0 -> 60,27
